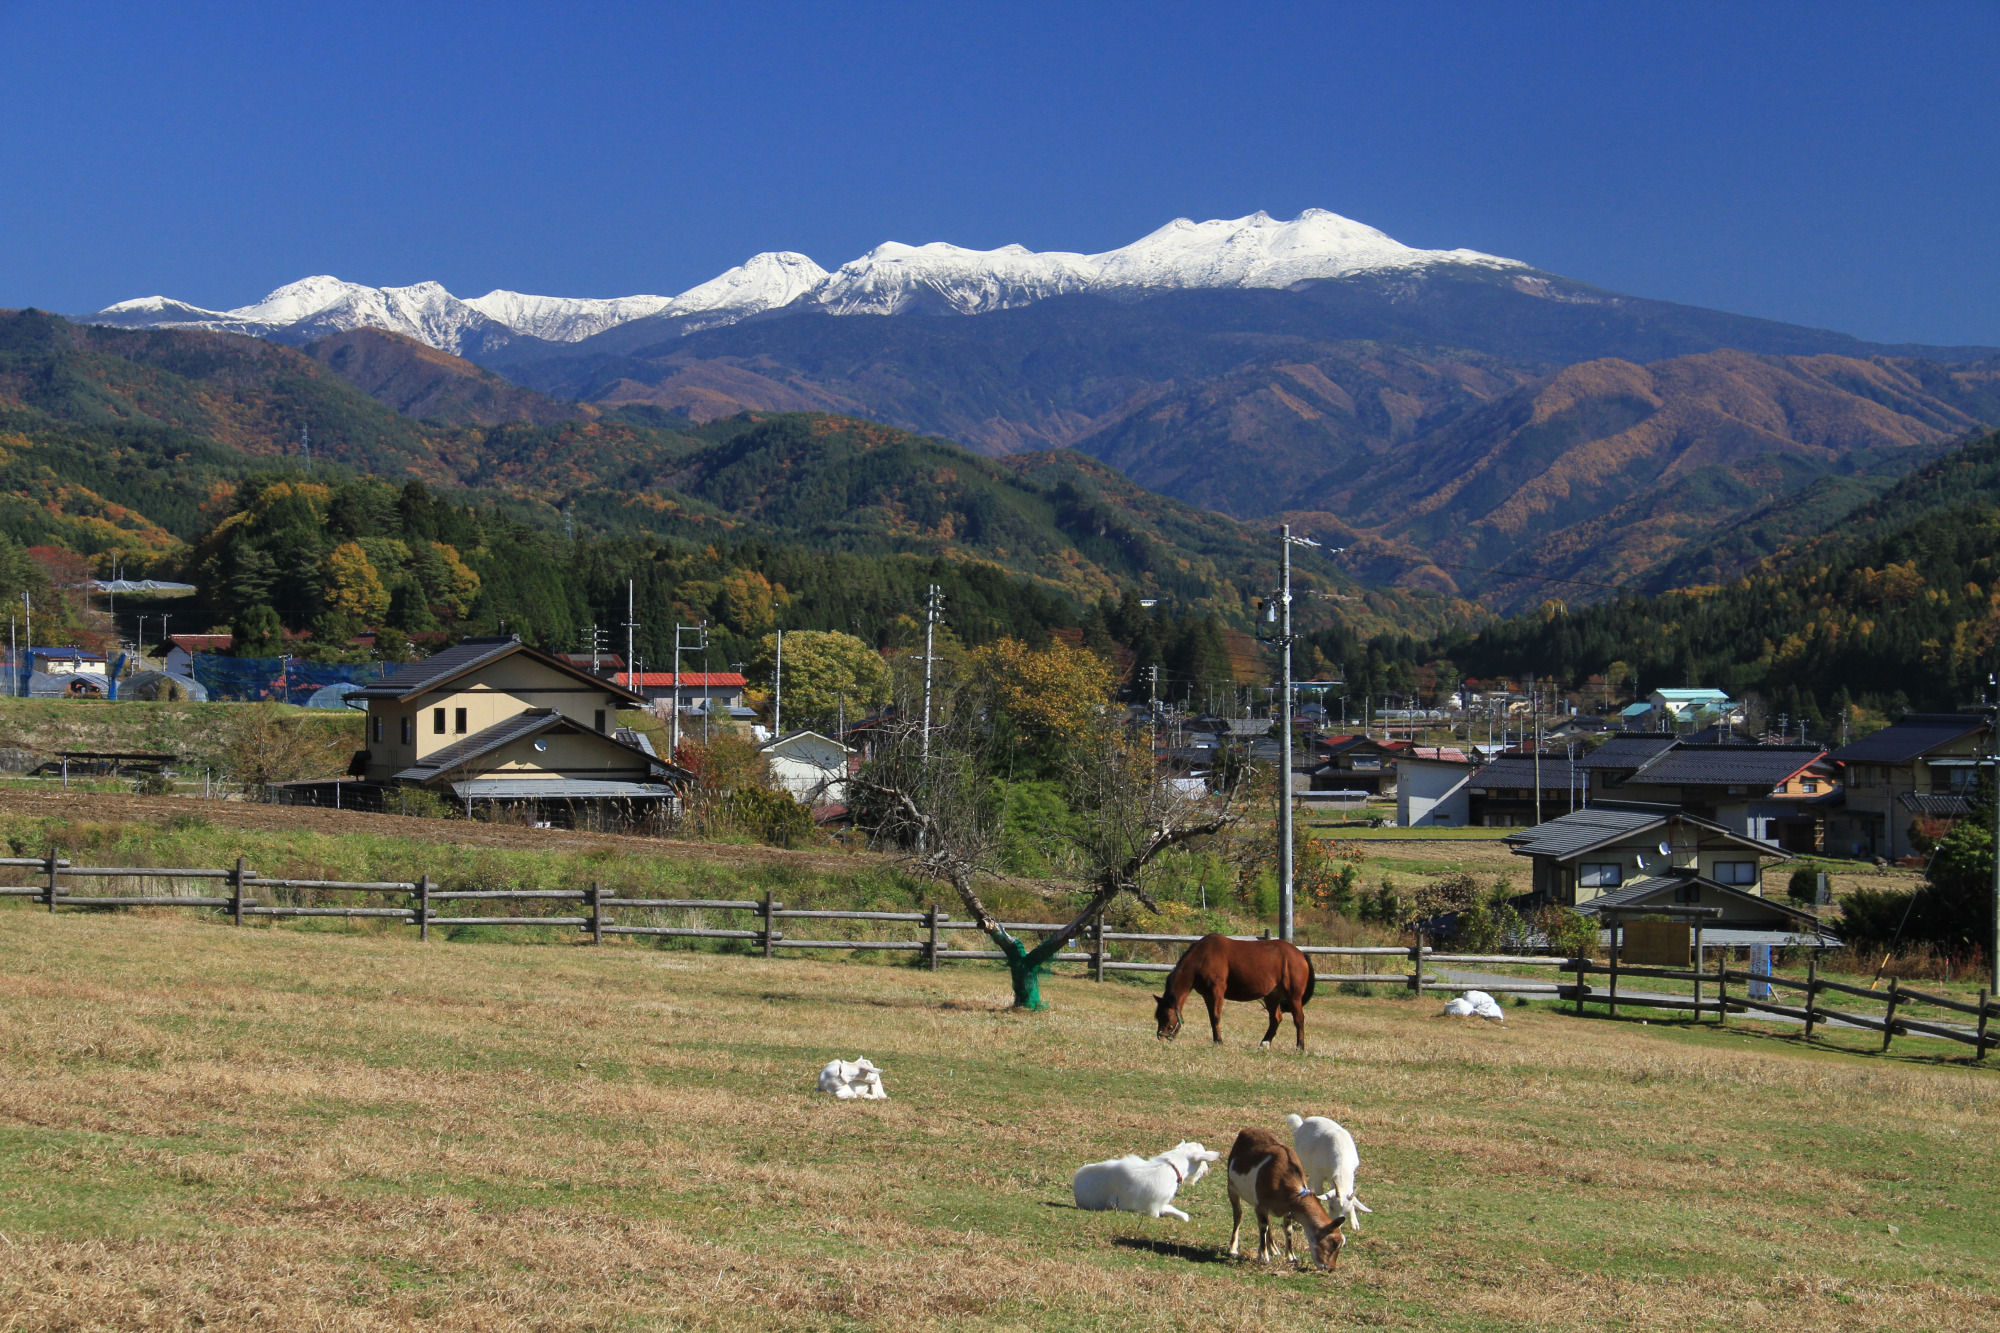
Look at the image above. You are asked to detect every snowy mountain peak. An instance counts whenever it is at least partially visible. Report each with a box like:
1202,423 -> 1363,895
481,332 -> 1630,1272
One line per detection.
662,251 -> 829,328
84,209 -> 1524,351
465,289 -> 675,343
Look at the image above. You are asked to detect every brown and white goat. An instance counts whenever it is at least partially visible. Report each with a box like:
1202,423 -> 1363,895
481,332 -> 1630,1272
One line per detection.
1225,1127 -> 1344,1270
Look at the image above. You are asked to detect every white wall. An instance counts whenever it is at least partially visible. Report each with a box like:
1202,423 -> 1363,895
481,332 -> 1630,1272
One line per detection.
1398,760 -> 1471,828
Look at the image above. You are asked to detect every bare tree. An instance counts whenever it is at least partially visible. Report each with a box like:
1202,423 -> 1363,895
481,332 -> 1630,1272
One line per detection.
853,680 -> 1238,1010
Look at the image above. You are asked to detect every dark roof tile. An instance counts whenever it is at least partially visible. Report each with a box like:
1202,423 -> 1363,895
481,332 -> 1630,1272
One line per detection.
1830,714 -> 1988,764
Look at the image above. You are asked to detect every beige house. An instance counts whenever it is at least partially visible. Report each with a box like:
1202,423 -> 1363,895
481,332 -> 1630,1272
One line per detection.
1827,713 -> 1990,860
348,636 -> 684,817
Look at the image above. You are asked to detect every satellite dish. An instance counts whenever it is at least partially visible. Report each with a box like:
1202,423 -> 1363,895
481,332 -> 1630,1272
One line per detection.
1658,841 -> 1672,857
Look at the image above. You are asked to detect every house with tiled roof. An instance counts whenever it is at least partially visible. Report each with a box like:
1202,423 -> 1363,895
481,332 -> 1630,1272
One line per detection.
1580,739 -> 1836,851
1503,805 -> 1835,947
338,636 -> 688,823
1465,750 -> 1587,826
1826,713 -> 1991,860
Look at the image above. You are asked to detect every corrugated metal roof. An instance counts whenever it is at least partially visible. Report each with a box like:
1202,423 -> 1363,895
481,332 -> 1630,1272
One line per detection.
353,637 -> 523,700
1580,735 -> 1679,770
353,637 -> 646,705
1829,714 -> 1987,764
1502,806 -> 1666,858
1576,872 -> 1822,929
615,671 -> 747,688
1468,753 -> 1584,790
450,779 -> 676,799
1899,792 -> 1976,816
1627,744 -> 1824,786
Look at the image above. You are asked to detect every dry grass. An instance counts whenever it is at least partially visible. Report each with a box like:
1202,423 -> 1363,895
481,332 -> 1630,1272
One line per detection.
1,908 -> 1996,1332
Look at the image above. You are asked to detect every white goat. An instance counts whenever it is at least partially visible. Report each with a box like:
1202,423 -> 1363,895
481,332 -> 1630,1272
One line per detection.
1072,1141 -> 1220,1222
1286,1114 -> 1372,1231
817,1058 -> 887,1100
1438,989 -> 1507,1024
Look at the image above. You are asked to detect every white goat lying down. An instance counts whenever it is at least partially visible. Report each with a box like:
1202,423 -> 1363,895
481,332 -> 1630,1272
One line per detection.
817,1058 -> 887,1099
1072,1141 -> 1220,1221
1286,1114 -> 1372,1231
1438,989 -> 1507,1023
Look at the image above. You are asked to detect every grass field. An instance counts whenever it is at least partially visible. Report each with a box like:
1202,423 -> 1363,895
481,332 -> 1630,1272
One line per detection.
2,908 -> 1996,1332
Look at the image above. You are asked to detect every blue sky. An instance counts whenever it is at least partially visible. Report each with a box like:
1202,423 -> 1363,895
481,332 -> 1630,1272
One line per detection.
4,0 -> 1996,345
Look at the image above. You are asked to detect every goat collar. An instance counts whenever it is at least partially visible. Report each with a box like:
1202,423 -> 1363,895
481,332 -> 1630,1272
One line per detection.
1168,1160 -> 1184,1184
1295,1186 -> 1316,1200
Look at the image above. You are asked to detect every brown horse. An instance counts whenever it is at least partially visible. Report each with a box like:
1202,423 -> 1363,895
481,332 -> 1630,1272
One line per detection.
1155,934 -> 1316,1050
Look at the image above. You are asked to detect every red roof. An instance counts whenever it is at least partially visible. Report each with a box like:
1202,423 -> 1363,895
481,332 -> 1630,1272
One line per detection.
169,634 -> 233,652
616,672 -> 748,688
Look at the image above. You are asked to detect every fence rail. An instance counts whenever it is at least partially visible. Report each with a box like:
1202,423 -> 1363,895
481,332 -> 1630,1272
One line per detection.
6,850 -> 1993,1056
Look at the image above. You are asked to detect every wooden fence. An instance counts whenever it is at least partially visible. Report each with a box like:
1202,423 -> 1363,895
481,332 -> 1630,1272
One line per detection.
4,853 -> 1992,1056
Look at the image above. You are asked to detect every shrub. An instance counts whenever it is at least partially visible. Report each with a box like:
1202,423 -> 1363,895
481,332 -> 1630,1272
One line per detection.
1786,867 -> 1821,906
131,771 -> 173,796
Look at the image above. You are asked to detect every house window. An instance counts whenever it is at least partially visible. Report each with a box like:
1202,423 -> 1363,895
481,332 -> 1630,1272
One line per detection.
401,716 -> 413,744
1713,861 -> 1758,885
372,718 -> 382,743
1578,863 -> 1622,888
594,709 -> 606,733
454,707 -> 467,735
1802,780 -> 1818,794
1675,882 -> 1702,904
433,708 -> 446,735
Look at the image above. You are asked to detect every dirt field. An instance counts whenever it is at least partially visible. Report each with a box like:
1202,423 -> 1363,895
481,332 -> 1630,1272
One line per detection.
0,908 -> 1993,1331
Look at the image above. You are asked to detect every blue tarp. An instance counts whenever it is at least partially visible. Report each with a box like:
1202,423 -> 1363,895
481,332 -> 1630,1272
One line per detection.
191,653 -> 387,705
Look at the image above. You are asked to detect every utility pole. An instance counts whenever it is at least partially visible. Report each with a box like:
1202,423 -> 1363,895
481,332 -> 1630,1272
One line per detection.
773,630 -> 783,736
1533,683 -> 1544,826
921,584 -> 942,763
624,581 -> 637,703
1268,525 -> 1325,943
1990,677 -> 1999,996
669,622 -> 707,761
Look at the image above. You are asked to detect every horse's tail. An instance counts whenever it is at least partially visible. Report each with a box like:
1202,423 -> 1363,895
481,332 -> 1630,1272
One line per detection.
1300,946 -> 1317,1005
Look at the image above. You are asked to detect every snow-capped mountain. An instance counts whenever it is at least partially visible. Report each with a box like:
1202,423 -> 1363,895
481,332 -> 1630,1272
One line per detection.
812,241 -> 1100,316
84,209 -> 1526,354
658,251 -> 830,331
1089,208 -> 1518,289
463,290 -> 674,343
92,277 -> 513,356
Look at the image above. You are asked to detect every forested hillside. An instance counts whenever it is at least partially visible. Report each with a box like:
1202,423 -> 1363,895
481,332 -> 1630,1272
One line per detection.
0,310 -> 1483,683
498,277 -> 2000,610
1429,427 -> 2000,722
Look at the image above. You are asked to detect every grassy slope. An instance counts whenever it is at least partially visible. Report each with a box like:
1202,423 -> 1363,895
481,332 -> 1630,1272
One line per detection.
0,904 -> 1993,1332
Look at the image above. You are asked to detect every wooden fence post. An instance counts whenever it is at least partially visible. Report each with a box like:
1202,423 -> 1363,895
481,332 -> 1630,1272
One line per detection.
1717,956 -> 1729,1025
1692,923 -> 1704,1019
1608,920 -> 1620,1020
1803,951 -> 1819,1041
1977,989 -> 1990,1061
761,893 -> 775,959
589,881 -> 603,947
1572,953 -> 1586,1016
1882,979 -> 1901,1053
1407,932 -> 1424,996
926,906 -> 941,972
1092,911 -> 1105,983
418,874 -> 431,942
45,848 -> 59,914
231,856 -> 245,927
